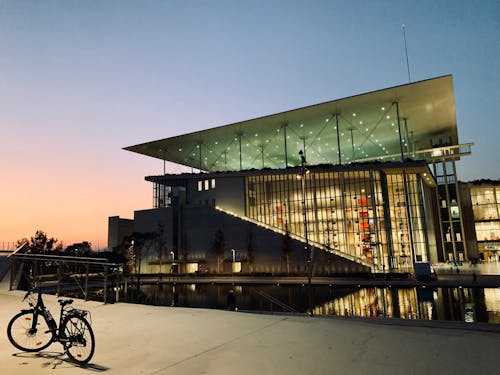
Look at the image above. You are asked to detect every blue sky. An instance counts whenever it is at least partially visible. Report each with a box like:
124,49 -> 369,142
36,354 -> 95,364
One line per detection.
1,0 -> 498,246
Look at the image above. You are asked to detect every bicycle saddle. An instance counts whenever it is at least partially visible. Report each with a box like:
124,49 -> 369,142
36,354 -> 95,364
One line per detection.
58,299 -> 74,306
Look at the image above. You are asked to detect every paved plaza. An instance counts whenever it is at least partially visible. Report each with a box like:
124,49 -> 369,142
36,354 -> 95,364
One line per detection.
0,284 -> 499,375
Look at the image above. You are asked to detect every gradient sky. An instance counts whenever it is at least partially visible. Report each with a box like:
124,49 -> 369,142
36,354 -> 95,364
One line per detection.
1,0 -> 499,249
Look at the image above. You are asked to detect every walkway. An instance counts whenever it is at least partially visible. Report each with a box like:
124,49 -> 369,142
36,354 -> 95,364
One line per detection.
0,288 -> 499,375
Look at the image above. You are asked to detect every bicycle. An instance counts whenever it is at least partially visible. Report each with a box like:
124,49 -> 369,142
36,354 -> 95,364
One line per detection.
6,288 -> 95,365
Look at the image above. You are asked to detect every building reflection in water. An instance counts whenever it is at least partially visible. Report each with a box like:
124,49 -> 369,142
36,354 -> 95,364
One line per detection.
313,286 -> 499,323
123,284 -> 500,324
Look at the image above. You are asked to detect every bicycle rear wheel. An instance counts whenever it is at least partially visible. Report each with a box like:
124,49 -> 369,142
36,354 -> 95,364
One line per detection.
7,310 -> 55,352
61,315 -> 95,365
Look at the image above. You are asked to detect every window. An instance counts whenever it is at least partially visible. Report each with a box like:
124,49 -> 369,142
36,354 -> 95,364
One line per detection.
204,180 -> 209,190
198,181 -> 202,191
211,179 -> 216,189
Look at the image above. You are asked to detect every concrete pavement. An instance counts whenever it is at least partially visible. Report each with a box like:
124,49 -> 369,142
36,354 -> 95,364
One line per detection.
1,287 -> 499,375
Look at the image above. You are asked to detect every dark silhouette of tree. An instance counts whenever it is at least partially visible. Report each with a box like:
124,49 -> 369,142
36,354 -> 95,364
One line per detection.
212,228 -> 225,273
156,224 -> 166,274
180,231 -> 189,273
17,230 -> 62,254
282,224 -> 293,274
246,226 -> 254,273
64,242 -> 93,257
115,232 -> 157,277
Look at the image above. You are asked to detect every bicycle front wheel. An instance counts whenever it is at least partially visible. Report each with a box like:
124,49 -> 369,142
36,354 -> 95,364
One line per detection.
7,310 -> 55,352
61,315 -> 95,365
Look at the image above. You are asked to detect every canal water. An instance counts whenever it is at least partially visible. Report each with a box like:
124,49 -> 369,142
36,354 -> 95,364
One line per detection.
120,283 -> 500,324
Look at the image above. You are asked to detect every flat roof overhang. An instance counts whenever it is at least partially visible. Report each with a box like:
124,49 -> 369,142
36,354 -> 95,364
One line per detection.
146,160 -> 437,189
125,75 -> 457,172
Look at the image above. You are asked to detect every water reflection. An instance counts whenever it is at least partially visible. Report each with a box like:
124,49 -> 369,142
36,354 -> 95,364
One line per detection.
121,284 -> 500,324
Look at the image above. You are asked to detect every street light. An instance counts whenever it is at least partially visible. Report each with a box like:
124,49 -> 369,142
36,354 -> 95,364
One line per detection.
299,150 -> 314,317
231,249 -> 236,274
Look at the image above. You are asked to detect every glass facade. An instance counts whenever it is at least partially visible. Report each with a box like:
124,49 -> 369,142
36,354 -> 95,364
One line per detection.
246,168 -> 430,272
470,183 -> 500,261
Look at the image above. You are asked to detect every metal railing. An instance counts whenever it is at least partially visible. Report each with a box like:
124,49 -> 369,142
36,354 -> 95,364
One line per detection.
9,253 -> 124,304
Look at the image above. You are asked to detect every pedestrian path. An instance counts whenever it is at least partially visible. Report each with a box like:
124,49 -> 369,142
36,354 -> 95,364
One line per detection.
0,288 -> 499,375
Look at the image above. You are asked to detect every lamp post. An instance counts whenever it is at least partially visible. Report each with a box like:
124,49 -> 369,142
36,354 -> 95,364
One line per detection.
231,249 -> 236,274
170,251 -> 175,273
299,150 -> 314,317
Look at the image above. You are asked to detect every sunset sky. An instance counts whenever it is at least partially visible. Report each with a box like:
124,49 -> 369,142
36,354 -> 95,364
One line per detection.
1,1 -> 499,249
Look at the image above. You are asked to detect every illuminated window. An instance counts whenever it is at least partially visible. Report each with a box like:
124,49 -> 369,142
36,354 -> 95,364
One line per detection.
198,181 -> 202,191
205,180 -> 209,190
211,179 -> 216,189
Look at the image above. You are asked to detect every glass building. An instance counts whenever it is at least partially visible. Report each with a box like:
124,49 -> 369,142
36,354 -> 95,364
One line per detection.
114,75 -> 476,274
469,180 -> 500,261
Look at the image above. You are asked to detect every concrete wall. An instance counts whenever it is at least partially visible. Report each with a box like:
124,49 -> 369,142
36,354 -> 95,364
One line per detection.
185,175 -> 246,216
181,205 -> 369,275
131,205 -> 369,275
107,216 -> 134,250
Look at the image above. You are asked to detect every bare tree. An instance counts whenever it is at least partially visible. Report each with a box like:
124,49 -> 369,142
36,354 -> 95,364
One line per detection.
212,228 -> 226,273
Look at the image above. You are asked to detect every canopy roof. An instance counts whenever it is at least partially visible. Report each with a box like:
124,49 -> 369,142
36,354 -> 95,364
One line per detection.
125,75 -> 457,172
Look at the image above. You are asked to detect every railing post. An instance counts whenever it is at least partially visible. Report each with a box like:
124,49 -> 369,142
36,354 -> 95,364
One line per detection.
57,261 -> 62,297
85,262 -> 89,301
115,268 -> 119,303
103,264 -> 108,304
9,258 -> 16,290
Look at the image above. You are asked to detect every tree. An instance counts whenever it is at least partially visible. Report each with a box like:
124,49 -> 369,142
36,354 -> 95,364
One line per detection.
212,228 -> 226,273
246,226 -> 254,273
64,242 -> 93,257
282,224 -> 293,275
114,232 -> 157,277
156,224 -> 166,274
17,230 -> 62,254
180,231 -> 189,273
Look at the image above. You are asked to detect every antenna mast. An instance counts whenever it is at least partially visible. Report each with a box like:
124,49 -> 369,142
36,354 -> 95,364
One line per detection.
402,24 -> 411,83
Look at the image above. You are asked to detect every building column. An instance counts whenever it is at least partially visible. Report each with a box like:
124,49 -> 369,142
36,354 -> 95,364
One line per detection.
335,113 -> 342,165
349,128 -> 355,161
197,143 -> 202,171
282,123 -> 288,168
237,133 -> 243,170
259,145 -> 264,168
395,102 -> 405,161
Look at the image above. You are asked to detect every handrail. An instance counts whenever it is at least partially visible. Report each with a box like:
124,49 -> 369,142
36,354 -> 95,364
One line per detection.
214,206 -> 373,268
7,242 -> 28,257
9,253 -> 121,267
253,288 -> 298,313
9,253 -> 124,304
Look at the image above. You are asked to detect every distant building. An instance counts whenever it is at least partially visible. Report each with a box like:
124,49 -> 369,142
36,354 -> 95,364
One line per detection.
110,75 -> 480,274
467,180 -> 500,261
107,216 -> 134,251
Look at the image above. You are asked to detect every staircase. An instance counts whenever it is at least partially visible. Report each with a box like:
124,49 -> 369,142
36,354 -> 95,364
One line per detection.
215,206 -> 373,269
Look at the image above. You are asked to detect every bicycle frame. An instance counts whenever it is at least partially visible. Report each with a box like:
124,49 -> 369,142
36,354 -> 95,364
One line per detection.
23,288 -> 90,342
9,287 -> 95,365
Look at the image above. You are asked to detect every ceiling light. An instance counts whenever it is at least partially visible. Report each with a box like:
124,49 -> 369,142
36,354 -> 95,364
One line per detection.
352,113 -> 356,117
381,107 -> 385,111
